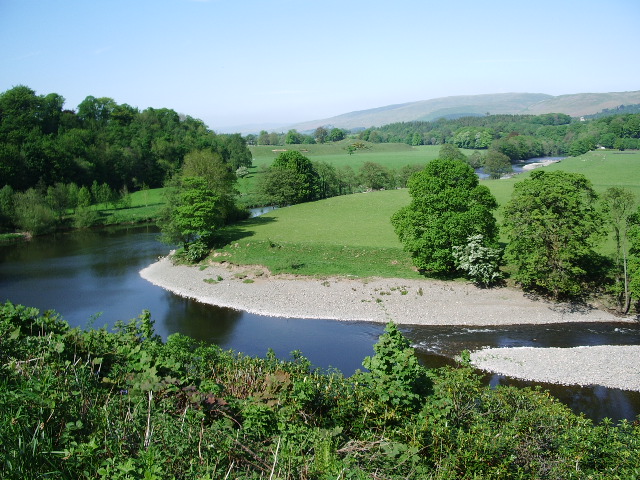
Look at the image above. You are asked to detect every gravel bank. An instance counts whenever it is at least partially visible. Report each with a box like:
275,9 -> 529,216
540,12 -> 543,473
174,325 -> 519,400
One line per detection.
470,346 -> 640,391
140,256 -> 639,390
139,255 -> 628,326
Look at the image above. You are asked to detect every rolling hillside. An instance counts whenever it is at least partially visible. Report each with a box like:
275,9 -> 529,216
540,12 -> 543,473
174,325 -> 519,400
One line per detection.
288,90 -> 640,131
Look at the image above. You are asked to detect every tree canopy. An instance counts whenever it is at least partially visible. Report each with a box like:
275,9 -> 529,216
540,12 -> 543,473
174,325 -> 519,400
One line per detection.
358,111 -> 640,159
503,170 -> 606,299
0,85 -> 251,192
391,158 -> 498,275
259,151 -> 320,206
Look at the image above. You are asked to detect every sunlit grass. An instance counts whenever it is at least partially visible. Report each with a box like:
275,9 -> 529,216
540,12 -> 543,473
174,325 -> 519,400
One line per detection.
218,150 -> 640,275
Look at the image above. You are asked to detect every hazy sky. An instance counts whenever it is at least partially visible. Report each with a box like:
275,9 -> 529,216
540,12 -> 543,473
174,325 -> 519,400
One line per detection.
1,0 -> 639,132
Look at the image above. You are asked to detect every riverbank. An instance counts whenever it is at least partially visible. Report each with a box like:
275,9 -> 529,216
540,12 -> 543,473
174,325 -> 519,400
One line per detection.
140,256 -> 640,391
470,346 -> 640,391
140,255 -> 629,326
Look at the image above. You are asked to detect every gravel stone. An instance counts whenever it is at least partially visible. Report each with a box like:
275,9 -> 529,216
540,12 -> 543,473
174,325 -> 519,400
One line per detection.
140,255 -> 639,390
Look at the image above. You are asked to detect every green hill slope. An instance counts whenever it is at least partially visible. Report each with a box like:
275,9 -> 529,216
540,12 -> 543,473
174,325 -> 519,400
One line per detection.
288,90 -> 640,131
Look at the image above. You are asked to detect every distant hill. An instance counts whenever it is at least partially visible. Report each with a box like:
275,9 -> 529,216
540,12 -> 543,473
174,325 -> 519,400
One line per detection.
287,91 -> 640,132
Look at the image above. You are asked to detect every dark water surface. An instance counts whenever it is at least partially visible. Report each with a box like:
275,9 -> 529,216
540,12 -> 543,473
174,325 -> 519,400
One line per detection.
1,225 -> 639,422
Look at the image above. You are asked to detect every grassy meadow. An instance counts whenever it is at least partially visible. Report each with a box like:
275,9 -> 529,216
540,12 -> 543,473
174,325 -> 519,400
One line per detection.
236,142 -> 456,201
95,187 -> 166,225
213,148 -> 640,278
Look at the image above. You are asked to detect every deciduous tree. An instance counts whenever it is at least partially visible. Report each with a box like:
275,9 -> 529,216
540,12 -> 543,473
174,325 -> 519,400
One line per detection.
438,143 -> 467,162
603,187 -> 637,312
359,162 -> 395,190
391,159 -> 498,275
158,176 -> 222,249
503,170 -> 606,299
314,126 -> 328,144
628,208 -> 640,312
259,151 -> 319,206
483,150 -> 512,179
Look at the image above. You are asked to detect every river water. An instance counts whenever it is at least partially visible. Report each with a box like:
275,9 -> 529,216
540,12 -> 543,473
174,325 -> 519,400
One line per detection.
1,225 -> 639,422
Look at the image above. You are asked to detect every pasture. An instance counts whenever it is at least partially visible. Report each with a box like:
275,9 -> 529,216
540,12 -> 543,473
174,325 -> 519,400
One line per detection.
214,149 -> 640,278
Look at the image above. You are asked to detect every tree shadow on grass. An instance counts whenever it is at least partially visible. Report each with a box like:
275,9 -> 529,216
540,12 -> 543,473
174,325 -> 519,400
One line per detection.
213,215 -> 277,247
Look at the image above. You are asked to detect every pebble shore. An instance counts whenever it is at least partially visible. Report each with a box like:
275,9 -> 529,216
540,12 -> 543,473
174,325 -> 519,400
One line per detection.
470,346 -> 640,391
140,255 -> 639,390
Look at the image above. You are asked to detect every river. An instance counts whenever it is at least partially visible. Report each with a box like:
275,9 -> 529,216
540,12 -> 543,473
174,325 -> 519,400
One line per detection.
1,225 -> 639,422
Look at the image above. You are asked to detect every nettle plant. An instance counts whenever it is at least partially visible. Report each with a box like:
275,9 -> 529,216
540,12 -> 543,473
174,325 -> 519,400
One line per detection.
452,234 -> 503,288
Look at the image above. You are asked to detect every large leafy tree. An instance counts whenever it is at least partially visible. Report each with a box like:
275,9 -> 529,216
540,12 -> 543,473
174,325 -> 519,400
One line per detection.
219,133 -> 252,170
314,126 -> 328,144
483,150 -> 512,179
358,161 -> 395,190
259,151 -> 319,206
158,148 -> 242,255
438,143 -> 467,162
503,170 -> 606,299
158,176 -> 222,248
391,158 -> 498,275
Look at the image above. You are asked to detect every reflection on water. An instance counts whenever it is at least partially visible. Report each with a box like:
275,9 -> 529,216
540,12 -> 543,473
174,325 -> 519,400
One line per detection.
1,225 -> 639,422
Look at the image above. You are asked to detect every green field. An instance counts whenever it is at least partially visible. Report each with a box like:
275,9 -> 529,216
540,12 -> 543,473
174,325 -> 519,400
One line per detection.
248,142 -> 446,169
215,189 -> 420,278
97,187 -> 166,225
237,142 -> 465,202
213,149 -> 640,278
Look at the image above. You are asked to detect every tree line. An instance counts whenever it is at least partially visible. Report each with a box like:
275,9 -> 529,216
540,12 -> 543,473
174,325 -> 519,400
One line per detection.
257,151 -> 423,207
0,85 -> 253,236
392,155 -> 640,312
247,126 -> 349,146
358,111 -> 640,158
0,181 -> 134,235
0,85 -> 252,192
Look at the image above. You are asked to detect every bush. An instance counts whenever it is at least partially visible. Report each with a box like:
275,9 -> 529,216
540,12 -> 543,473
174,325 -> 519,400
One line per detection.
452,234 -> 503,287
2,303 -> 640,479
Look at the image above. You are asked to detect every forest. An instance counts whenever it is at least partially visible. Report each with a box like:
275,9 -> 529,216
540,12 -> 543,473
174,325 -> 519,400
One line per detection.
0,85 -> 252,192
356,111 -> 640,158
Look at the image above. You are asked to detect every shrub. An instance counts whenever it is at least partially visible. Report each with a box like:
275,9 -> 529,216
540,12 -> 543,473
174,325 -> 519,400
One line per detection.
452,234 -> 503,287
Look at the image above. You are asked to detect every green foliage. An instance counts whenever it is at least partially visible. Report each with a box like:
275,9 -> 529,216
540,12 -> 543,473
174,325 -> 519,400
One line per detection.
438,143 -> 468,162
0,85 -> 251,194
2,301 -> 640,479
158,176 -> 222,249
503,170 -> 606,299
392,158 -> 499,274
12,188 -> 57,235
328,127 -> 346,142
73,205 -> 99,228
484,149 -> 513,179
601,187 -> 636,312
358,161 -> 395,190
452,234 -> 503,287
358,112 -> 639,160
260,150 -> 320,205
361,322 -> 431,414
628,207 -> 640,311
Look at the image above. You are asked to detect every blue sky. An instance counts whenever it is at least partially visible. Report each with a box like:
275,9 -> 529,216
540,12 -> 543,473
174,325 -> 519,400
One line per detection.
1,0 -> 639,132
